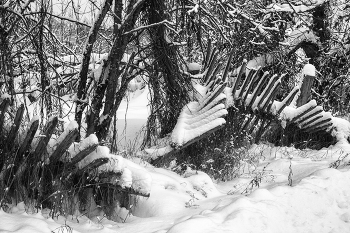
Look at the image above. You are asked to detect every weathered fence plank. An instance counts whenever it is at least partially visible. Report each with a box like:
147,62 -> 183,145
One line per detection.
33,116 -> 59,160
15,118 -> 39,164
297,73 -> 315,107
50,128 -> 79,164
6,104 -> 25,151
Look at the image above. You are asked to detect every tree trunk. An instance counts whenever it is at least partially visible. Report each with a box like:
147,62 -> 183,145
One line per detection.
75,0 -> 113,138
37,2 -> 52,116
87,0 -> 145,140
146,0 -> 191,138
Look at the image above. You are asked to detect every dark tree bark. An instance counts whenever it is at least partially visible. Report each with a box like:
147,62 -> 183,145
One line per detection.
75,0 -> 113,138
312,3 -> 331,47
86,0 -> 145,140
145,0 -> 192,138
0,13 -> 14,100
37,1 -> 52,116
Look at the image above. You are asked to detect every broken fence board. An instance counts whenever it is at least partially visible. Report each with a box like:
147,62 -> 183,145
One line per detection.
50,128 -> 79,164
33,116 -> 59,160
6,104 -> 25,151
16,118 -> 39,163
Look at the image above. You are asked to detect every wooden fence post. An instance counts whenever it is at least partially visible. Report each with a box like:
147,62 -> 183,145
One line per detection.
297,64 -> 316,107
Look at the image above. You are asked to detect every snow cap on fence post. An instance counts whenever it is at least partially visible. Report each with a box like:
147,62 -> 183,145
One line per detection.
187,62 -> 201,75
296,64 -> 316,107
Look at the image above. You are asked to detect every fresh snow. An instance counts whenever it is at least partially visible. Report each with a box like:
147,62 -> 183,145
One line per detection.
0,93 -> 11,101
171,88 -> 227,147
47,121 -> 79,157
331,117 -> 350,142
97,153 -> 152,195
144,145 -> 174,159
266,0 -> 327,13
115,86 -> 150,149
68,134 -> 99,159
303,64 -> 316,77
2,143 -> 350,233
187,62 -> 201,72
187,4 -> 199,15
280,100 -> 317,121
78,145 -> 110,169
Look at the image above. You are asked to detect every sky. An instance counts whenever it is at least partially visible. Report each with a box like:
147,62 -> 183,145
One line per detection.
51,0 -> 103,23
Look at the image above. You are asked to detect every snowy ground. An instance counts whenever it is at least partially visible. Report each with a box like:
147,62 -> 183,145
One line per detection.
114,86 -> 150,150
2,88 -> 350,233
2,144 -> 350,233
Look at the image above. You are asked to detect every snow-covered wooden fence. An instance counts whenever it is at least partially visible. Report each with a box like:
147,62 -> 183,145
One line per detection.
0,47 -> 340,217
227,60 -> 334,141
0,100 -> 150,219
146,47 -> 337,159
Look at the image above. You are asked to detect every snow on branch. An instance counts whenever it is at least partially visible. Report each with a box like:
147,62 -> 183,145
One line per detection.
0,2 -> 10,9
123,0 -> 146,24
0,4 -> 25,23
225,3 -> 279,39
266,0 -> 327,13
123,20 -> 175,35
199,5 -> 232,45
25,11 -> 92,28
187,4 -> 199,15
